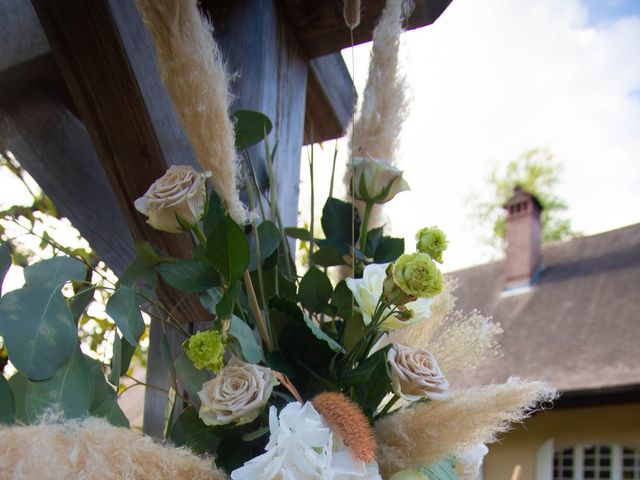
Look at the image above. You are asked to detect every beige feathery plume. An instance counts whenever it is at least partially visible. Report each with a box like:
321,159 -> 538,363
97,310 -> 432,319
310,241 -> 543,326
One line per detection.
374,378 -> 557,477
343,0 -> 361,30
136,0 -> 249,224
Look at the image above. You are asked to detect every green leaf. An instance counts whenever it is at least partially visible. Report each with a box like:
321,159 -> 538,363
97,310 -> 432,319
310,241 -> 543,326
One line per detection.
106,285 -> 144,346
229,315 -> 263,363
298,267 -> 332,313
86,356 -> 110,411
330,280 -> 354,321
92,389 -> 130,428
157,258 -> 221,292
264,351 -> 297,379
69,284 -> 95,323
232,110 -> 273,150
216,282 -> 240,320
321,198 -> 360,252
0,374 -> 15,424
250,268 -> 296,308
199,288 -> 224,314
8,373 -> 27,422
418,456 -> 458,480
174,352 -> 211,399
374,237 -> 405,263
170,405 -> 220,455
119,243 -> 162,291
0,286 -> 76,380
25,349 -> 93,422
302,314 -> 344,353
249,221 -> 281,271
205,216 -> 250,284
203,190 -> 225,236
108,333 -> 136,385
284,227 -> 311,241
0,243 -> 12,290
364,227 -> 384,258
343,315 -> 365,353
23,256 -> 86,288
312,245 -> 345,267
352,346 -> 392,419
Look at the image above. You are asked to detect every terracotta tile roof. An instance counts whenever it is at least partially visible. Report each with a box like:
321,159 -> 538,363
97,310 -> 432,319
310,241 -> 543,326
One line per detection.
447,223 -> 640,392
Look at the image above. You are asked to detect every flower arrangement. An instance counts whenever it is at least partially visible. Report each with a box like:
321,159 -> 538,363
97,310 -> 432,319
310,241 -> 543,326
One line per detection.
0,0 -> 556,479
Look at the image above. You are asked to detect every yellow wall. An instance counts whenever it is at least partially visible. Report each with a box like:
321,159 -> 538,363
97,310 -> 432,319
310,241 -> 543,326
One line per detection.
483,403 -> 640,480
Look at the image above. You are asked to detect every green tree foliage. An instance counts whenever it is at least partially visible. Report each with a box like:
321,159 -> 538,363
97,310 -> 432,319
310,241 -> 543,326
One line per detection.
474,148 -> 578,250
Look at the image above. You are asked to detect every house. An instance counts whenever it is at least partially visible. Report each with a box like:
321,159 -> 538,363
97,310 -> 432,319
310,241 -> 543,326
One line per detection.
448,188 -> 640,480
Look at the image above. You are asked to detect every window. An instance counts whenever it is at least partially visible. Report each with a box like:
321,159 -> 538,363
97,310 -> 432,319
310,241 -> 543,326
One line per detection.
550,445 -> 640,480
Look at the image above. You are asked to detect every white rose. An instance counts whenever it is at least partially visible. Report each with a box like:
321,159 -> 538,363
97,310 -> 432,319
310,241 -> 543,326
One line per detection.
134,165 -> 210,233
231,402 -> 382,480
387,344 -> 449,401
455,443 -> 489,480
198,358 -> 277,426
346,263 -> 432,330
351,156 -> 410,204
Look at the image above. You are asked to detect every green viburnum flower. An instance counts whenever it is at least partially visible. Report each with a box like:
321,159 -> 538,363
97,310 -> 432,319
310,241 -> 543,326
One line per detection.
185,330 -> 225,372
415,226 -> 448,263
384,253 -> 443,305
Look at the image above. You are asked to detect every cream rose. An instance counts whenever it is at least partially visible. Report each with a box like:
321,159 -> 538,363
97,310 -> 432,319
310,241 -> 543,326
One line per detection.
350,156 -> 410,204
198,358 -> 277,426
387,344 -> 449,401
134,165 -> 210,233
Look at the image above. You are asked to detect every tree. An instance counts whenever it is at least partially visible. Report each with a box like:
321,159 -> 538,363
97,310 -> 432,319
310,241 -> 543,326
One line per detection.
473,148 -> 578,251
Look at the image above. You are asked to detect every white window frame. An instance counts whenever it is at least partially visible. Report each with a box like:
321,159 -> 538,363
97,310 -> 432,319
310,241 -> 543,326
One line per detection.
539,441 -> 632,480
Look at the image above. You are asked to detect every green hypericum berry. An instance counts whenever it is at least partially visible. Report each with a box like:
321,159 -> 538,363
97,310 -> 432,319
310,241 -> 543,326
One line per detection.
185,330 -> 225,372
415,226 -> 448,263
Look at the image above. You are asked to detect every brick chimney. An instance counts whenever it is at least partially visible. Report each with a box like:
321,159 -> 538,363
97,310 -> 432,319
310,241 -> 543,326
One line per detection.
503,187 -> 543,289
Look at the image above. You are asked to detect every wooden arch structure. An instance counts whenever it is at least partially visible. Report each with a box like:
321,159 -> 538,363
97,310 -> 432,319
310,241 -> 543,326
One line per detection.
0,0 -> 451,434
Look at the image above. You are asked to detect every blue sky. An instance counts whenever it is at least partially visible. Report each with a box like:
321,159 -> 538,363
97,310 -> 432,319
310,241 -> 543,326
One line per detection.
583,0 -> 640,24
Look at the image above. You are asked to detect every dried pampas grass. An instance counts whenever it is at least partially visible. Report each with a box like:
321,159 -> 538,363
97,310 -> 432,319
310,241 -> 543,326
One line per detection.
136,0 -> 249,224
374,378 -> 557,477
343,0 -> 361,30
0,417 -> 227,480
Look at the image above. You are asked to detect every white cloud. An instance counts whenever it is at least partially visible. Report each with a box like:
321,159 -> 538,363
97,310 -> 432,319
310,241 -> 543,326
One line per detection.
299,0 -> 640,271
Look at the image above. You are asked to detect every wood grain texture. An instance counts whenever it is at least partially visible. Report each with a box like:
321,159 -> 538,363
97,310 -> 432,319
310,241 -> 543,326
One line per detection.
209,0 -> 308,228
305,53 -> 355,144
0,93 -> 134,274
280,0 -> 453,58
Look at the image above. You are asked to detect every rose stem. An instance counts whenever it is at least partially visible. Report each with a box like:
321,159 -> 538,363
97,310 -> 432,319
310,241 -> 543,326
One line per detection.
243,270 -> 272,351
359,201 -> 374,255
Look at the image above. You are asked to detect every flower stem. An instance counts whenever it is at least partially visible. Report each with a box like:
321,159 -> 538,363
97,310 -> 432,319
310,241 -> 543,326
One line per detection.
192,224 -> 207,246
359,201 -> 374,255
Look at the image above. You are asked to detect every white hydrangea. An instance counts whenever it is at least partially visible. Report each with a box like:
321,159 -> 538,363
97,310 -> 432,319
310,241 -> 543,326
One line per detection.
230,402 -> 382,480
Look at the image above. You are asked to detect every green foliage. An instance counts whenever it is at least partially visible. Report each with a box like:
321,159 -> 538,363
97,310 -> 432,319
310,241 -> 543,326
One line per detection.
248,221 -> 280,271
170,406 -> 220,455
206,216 -> 250,284
174,352 -> 211,399
474,148 -> 578,249
0,374 -> 15,424
231,110 -> 273,150
320,197 -> 361,254
157,258 -> 221,292
23,256 -> 86,288
418,456 -> 458,480
229,315 -> 263,363
298,267 -> 333,313
0,244 -> 12,287
0,285 -> 77,380
106,285 -> 144,347
108,333 -> 136,385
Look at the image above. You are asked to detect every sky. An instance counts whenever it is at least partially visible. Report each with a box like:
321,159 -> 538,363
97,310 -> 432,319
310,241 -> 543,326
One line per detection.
300,0 -> 640,271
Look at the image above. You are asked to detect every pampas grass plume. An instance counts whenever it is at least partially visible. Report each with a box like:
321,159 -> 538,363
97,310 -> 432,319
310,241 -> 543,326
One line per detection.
0,417 -> 227,479
374,378 -> 557,477
312,391 -> 377,463
343,0 -> 361,29
136,0 -> 249,224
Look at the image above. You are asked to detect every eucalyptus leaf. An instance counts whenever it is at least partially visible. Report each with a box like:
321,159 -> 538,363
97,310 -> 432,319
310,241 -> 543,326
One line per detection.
23,256 -> 86,288
216,282 -> 240,320
92,388 -> 129,428
108,333 -> 136,386
24,349 -> 93,422
0,243 -> 12,291
174,352 -> 211,399
229,315 -> 263,363
161,334 -> 178,391
7,373 -> 27,422
0,286 -> 76,380
157,258 -> 220,292
199,288 -> 224,314
86,356 -> 110,411
232,110 -> 273,150
0,374 -> 15,424
119,245 -> 160,291
69,284 -> 95,323
298,267 -> 332,313
169,405 -> 220,455
205,216 -> 250,284
106,285 -> 144,346
418,456 -> 458,480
